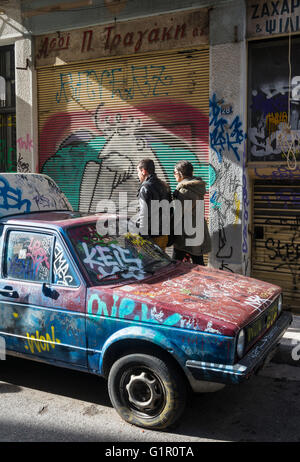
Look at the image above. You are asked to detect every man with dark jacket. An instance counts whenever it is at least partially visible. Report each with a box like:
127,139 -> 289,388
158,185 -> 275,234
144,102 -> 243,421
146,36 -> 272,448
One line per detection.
137,158 -> 171,250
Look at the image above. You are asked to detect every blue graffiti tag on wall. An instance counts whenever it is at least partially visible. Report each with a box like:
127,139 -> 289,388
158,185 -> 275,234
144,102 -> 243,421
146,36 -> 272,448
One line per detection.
0,176 -> 31,214
209,93 -> 247,163
210,191 -> 222,209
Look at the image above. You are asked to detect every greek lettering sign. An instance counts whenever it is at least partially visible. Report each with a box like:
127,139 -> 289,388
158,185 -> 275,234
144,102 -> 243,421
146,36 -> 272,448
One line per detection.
247,0 -> 300,38
35,9 -> 208,67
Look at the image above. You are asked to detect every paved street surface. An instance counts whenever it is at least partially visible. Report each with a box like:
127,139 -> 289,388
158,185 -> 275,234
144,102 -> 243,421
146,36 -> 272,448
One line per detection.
0,315 -> 299,443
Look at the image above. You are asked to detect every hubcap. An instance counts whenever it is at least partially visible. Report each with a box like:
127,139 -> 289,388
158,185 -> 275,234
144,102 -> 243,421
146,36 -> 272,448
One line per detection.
124,369 -> 165,416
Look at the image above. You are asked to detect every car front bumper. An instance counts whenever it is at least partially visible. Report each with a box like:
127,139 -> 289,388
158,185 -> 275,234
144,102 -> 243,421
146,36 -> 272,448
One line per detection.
186,311 -> 293,385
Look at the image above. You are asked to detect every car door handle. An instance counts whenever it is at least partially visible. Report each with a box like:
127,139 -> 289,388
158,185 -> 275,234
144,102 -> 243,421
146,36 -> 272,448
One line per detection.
0,287 -> 19,298
42,283 -> 59,300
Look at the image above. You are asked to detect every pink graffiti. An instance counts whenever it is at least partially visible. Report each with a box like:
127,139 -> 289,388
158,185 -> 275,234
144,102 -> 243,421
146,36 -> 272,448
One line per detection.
27,238 -> 50,275
17,134 -> 34,152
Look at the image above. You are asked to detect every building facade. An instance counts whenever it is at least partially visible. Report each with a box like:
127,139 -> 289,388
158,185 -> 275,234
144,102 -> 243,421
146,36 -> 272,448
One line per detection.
0,0 -> 299,312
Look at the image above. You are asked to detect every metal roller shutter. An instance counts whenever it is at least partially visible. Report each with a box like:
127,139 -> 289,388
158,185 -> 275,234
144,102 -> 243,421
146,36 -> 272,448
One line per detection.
37,48 -> 210,218
252,180 -> 300,314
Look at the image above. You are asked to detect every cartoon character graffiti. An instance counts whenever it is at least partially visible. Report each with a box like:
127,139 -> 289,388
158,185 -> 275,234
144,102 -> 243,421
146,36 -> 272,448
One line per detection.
40,88 -> 216,217
79,105 -> 168,212
41,102 -> 211,213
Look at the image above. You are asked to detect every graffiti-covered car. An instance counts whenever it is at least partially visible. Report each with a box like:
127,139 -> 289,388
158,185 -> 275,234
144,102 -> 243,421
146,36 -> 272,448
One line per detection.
0,174 -> 292,430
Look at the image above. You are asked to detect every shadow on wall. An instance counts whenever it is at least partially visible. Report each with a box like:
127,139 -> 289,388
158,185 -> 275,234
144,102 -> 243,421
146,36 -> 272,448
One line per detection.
211,223 -> 243,272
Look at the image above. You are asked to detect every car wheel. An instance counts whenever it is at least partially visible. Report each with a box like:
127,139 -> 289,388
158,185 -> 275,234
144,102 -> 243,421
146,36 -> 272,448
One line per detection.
108,353 -> 187,430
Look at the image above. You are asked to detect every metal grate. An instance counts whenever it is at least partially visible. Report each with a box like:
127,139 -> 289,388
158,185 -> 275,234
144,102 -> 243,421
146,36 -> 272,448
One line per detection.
37,48 -> 210,220
252,180 -> 300,313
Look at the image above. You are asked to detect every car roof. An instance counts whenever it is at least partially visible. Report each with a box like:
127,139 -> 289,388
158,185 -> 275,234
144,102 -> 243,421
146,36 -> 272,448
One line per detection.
0,173 -> 73,220
0,211 -> 114,232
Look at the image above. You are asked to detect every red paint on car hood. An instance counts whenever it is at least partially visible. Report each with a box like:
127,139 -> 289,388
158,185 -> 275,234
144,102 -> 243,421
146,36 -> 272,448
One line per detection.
115,263 -> 281,336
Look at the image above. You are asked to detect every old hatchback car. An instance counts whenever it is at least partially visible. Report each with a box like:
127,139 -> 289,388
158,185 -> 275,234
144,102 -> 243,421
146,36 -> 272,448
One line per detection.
0,173 -> 292,430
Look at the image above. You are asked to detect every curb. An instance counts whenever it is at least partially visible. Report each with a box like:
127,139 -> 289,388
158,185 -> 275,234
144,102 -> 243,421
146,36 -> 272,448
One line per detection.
272,314 -> 300,367
282,314 -> 300,346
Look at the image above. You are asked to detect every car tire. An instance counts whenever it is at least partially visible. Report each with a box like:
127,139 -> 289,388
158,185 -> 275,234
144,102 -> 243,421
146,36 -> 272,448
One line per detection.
108,353 -> 187,430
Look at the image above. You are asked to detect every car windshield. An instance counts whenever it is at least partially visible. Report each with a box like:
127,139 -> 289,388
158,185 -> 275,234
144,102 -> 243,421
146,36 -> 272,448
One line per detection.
68,223 -> 172,284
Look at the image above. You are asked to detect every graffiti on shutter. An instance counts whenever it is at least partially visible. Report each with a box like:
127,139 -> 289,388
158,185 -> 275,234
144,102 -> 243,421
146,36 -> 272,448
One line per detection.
38,49 -> 212,216
252,180 -> 300,314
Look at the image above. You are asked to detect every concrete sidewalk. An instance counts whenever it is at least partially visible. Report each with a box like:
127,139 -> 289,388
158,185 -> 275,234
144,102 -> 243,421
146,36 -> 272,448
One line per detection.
258,314 -> 300,382
281,313 -> 300,346
271,313 -> 300,368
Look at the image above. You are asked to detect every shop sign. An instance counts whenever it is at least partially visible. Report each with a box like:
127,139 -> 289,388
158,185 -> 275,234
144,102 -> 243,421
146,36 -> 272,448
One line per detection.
247,0 -> 300,37
35,9 -> 208,67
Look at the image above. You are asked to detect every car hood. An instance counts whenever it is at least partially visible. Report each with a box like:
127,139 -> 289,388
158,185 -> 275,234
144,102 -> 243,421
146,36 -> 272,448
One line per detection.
111,263 -> 281,336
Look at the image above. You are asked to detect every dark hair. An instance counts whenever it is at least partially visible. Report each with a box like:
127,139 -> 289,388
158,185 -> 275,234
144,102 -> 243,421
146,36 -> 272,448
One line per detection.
138,158 -> 155,174
174,160 -> 193,178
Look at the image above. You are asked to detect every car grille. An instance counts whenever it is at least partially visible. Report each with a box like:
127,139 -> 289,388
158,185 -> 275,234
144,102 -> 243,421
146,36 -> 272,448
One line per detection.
244,297 -> 279,354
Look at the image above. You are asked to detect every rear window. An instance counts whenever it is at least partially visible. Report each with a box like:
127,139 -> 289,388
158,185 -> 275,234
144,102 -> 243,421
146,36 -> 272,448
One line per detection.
4,230 -> 53,282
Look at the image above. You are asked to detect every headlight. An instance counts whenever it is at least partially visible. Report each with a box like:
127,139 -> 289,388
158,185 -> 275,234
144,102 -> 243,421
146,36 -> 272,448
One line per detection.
278,294 -> 283,314
236,329 -> 245,359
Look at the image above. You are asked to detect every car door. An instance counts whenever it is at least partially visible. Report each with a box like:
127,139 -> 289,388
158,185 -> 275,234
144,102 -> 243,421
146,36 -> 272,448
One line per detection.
0,227 -> 87,369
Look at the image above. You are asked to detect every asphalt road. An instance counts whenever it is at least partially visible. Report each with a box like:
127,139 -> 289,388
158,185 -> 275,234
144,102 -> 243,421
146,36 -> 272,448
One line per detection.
0,341 -> 300,444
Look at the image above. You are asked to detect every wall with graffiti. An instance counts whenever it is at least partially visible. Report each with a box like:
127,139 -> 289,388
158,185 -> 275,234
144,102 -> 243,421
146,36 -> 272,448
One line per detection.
7,0 -> 298,314
248,37 -> 300,167
15,37 -> 37,175
247,30 -> 300,312
208,18 -> 249,274
37,49 -> 211,216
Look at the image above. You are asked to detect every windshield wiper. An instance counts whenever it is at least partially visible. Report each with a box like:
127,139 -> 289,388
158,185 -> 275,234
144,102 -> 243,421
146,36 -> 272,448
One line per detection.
141,259 -> 174,273
98,266 -> 154,282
